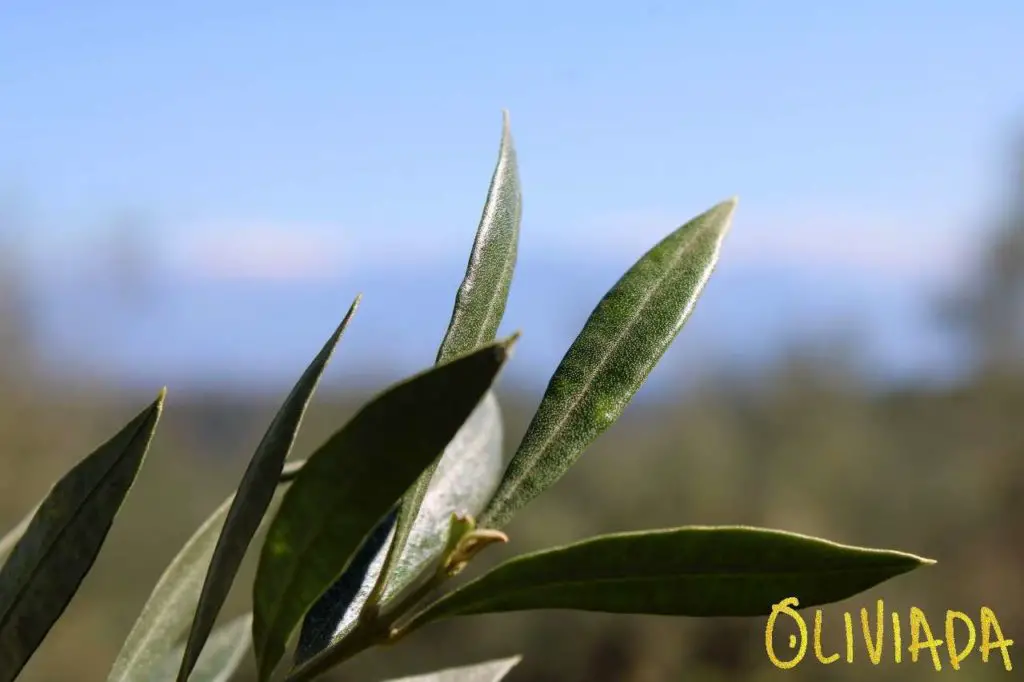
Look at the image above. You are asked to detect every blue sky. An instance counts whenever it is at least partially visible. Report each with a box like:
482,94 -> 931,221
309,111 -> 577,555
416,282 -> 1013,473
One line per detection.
1,1 -> 1023,392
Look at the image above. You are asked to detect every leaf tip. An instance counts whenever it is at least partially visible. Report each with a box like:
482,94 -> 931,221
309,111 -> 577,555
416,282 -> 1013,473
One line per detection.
342,293 -> 363,324
501,331 -> 522,355
886,548 -> 935,574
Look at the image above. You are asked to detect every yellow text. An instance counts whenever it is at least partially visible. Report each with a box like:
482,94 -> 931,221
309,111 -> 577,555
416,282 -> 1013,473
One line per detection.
765,597 -> 1013,671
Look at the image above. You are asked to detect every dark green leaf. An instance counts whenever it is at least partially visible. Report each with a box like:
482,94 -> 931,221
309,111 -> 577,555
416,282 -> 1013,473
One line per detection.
177,296 -> 359,682
383,391 -> 506,598
381,656 -> 522,682
380,111 -> 521,619
252,337 -> 517,681
0,390 -> 165,682
294,511 -> 395,665
147,614 -> 253,682
408,526 -> 933,625
480,199 -> 737,529
295,391 -> 505,664
109,486 -> 287,682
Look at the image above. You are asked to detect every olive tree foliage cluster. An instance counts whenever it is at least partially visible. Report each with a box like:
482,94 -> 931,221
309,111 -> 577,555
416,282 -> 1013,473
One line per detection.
0,114 -> 932,682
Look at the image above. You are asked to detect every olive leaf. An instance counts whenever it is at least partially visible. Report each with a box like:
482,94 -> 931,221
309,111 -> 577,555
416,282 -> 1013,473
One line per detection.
252,337 -> 517,681
435,109 -> 521,363
109,482 -> 290,682
404,526 -> 934,626
177,296 -> 360,682
295,391 -> 504,664
0,390 -> 165,682
480,199 -> 737,529
294,510 -> 396,665
380,110 -> 521,609
297,111 -> 520,666
146,614 -> 253,682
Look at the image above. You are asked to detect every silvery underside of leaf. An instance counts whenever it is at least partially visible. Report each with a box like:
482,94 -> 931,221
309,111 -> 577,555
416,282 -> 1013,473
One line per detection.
296,391 -> 506,661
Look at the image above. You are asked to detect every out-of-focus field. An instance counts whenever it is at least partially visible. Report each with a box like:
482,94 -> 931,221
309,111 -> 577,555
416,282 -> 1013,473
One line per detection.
3,151 -> 1024,679
2,331 -> 1022,681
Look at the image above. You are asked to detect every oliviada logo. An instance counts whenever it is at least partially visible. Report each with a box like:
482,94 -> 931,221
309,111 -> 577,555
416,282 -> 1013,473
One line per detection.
765,598 -> 1014,672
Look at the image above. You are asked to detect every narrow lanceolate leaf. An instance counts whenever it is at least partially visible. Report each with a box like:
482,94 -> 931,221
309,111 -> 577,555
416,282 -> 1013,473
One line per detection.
377,111 -> 522,621
252,337 -> 517,682
437,110 -> 521,363
0,390 -> 166,682
146,614 -> 253,682
480,199 -> 737,529
295,392 -> 505,665
381,656 -> 522,682
177,296 -> 359,682
108,485 -> 288,682
0,505 -> 38,567
406,526 -> 934,626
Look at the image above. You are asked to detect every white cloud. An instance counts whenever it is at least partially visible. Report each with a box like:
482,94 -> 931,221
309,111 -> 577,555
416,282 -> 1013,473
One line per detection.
169,226 -> 343,280
157,204 -> 983,286
164,222 -> 460,280
548,203 -> 981,286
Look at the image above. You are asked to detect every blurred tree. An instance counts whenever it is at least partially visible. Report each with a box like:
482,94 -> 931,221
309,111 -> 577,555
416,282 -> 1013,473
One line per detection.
938,134 -> 1024,377
0,194 -> 39,381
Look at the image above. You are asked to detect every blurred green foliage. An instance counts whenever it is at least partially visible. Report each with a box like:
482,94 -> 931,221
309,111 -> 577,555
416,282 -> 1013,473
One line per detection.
2,147 -> 1021,682
2,338 -> 1021,681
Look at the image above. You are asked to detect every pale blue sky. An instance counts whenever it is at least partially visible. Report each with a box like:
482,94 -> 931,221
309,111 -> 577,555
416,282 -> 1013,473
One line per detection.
1,1 -> 1022,390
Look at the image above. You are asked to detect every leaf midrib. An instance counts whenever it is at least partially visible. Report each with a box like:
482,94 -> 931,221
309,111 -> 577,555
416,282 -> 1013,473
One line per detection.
437,564 -> 916,613
468,153 -> 518,351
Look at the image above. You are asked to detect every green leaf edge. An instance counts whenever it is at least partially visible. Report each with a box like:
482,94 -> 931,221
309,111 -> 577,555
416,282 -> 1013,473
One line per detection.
480,198 -> 737,529
176,296 -> 360,682
406,525 -> 935,626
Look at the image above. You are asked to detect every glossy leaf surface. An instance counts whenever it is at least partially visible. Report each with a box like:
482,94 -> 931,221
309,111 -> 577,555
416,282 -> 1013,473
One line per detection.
177,296 -> 359,682
480,200 -> 737,529
294,510 -> 395,665
410,526 -> 933,623
252,337 -> 516,681
0,391 -> 165,681
385,391 -> 506,597
295,392 -> 505,664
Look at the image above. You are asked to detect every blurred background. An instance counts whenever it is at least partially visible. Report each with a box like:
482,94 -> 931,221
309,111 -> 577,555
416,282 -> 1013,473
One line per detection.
2,1 -> 1023,680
